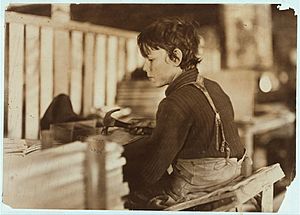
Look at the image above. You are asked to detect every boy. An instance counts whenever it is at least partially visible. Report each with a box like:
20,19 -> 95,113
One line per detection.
123,17 -> 246,209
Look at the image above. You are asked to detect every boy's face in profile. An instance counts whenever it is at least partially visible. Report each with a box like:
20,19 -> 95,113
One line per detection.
143,48 -> 181,87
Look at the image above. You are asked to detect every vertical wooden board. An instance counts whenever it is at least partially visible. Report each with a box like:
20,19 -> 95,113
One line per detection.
25,25 -> 40,139
222,5 -> 239,68
40,27 -> 54,117
83,33 -> 95,116
8,23 -> 24,138
54,29 -> 70,96
70,31 -> 83,114
117,37 -> 126,82
51,4 -> 70,23
86,140 -> 107,209
126,38 -> 137,75
254,5 -> 273,68
106,36 -> 118,106
93,34 -> 106,108
261,184 -> 274,212
239,128 -> 254,177
222,5 -> 257,68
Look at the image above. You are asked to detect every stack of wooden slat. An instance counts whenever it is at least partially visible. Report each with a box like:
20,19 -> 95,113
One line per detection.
116,80 -> 166,118
3,141 -> 87,209
86,136 -> 129,210
3,138 -> 41,155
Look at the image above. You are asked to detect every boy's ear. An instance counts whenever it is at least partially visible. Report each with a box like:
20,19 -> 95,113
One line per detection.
167,48 -> 182,66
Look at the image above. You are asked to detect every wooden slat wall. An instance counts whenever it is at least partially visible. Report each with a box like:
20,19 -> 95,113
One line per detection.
83,33 -> 95,116
126,38 -> 138,75
25,25 -> 40,139
54,30 -> 70,96
70,31 -> 83,114
106,36 -> 118,106
40,27 -> 54,117
94,34 -> 107,108
5,11 -> 141,139
117,38 -> 126,82
8,23 -> 24,138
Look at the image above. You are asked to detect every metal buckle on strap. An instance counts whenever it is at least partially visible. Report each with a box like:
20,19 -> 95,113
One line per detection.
215,112 -> 221,121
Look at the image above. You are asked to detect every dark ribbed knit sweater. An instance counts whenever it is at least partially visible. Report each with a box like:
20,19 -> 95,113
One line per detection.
124,68 -> 245,186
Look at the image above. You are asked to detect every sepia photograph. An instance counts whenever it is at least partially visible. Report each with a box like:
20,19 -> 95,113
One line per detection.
1,2 -> 298,213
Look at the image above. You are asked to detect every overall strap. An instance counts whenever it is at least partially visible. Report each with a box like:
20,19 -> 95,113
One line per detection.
192,75 -> 231,160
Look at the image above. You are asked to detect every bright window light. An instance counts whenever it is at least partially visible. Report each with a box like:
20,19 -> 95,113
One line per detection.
259,73 -> 272,93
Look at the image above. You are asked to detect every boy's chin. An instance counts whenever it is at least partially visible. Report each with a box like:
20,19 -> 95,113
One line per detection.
148,79 -> 167,88
153,83 -> 166,88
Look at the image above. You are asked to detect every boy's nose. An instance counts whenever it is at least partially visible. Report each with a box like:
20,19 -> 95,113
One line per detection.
143,62 -> 149,73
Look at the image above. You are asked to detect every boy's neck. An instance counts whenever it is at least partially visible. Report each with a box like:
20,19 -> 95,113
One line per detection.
171,67 -> 183,83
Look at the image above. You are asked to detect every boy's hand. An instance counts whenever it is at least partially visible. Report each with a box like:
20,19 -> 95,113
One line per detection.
128,119 -> 155,135
129,126 -> 153,135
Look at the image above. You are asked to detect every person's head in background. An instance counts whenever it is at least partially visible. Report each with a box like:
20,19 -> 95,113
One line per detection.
137,17 -> 202,87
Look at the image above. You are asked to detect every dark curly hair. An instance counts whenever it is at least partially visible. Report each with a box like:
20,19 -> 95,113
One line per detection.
137,17 -> 201,70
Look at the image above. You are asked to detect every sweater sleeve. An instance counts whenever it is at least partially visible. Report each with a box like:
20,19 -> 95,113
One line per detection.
138,99 -> 193,185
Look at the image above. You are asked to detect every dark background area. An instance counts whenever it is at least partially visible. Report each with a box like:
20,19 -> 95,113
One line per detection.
7,4 -> 220,31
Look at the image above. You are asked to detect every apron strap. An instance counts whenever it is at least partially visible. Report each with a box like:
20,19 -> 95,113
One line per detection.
192,75 -> 231,160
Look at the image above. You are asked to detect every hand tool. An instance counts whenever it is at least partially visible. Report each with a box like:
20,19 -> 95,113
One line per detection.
101,109 -> 153,135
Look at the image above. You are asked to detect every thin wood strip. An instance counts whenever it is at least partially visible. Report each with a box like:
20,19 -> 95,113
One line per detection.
86,140 -> 107,209
6,11 -> 138,39
117,38 -> 126,82
106,36 -> 118,106
83,33 -> 95,116
25,25 -> 40,139
261,184 -> 274,212
70,31 -> 83,114
250,113 -> 296,134
232,166 -> 283,206
8,23 -> 24,138
51,4 -> 70,23
126,38 -> 138,75
53,29 -> 70,96
93,34 -> 106,108
40,26 -> 54,117
254,5 -> 273,68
